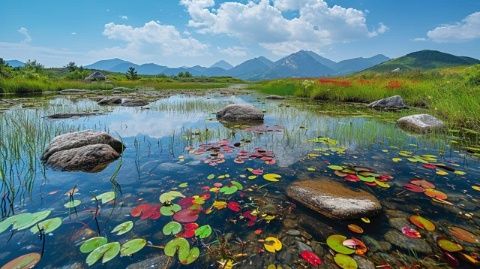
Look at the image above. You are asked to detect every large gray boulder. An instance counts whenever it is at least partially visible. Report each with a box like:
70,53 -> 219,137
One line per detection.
98,96 -> 122,105
85,71 -> 106,81
397,114 -> 444,133
216,104 -> 264,122
286,178 -> 382,220
368,95 -> 406,110
42,131 -> 124,172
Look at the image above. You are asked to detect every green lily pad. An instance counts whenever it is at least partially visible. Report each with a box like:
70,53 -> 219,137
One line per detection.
328,165 -> 344,171
358,176 -> 375,183
231,181 -> 243,190
11,213 -> 34,230
86,242 -> 120,266
80,237 -> 108,253
207,174 -> 215,180
14,210 -> 52,230
0,217 -> 14,234
92,191 -> 116,204
163,221 -> 182,235
334,253 -> 358,269
160,204 -> 181,216
326,234 -> 355,255
30,217 -> 62,234
120,238 -> 147,257
219,186 -> 238,195
180,247 -> 200,265
179,183 -> 188,188
159,191 -> 185,203
164,237 -> 190,257
64,199 -> 81,208
195,225 -> 212,239
111,221 -> 134,236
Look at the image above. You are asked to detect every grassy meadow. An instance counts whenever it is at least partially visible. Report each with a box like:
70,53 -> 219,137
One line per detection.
254,65 -> 480,129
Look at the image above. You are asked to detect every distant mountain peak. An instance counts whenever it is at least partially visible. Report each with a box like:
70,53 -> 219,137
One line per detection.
210,60 -> 233,70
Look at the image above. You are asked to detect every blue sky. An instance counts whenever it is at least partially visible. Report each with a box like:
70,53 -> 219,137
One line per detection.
1,0 -> 479,67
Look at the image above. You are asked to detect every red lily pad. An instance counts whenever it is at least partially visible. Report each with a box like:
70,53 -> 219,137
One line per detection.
227,201 -> 241,212
300,250 -> 322,266
402,226 -> 421,238
130,204 -> 161,220
404,183 -> 425,193
173,209 -> 199,223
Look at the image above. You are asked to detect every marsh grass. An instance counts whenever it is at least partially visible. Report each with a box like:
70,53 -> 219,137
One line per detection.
254,65 -> 480,129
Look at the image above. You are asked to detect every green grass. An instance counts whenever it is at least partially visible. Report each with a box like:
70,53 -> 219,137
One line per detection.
254,65 -> 480,129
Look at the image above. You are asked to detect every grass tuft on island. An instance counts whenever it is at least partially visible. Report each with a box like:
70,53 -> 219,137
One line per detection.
253,65 -> 480,129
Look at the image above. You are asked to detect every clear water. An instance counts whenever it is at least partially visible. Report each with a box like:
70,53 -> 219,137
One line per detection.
0,93 -> 479,268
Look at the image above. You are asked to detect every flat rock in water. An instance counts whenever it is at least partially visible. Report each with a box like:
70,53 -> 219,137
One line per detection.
126,255 -> 172,269
47,112 -> 100,119
121,99 -> 149,107
368,95 -> 406,110
266,95 -> 285,100
98,96 -> 122,105
384,230 -> 433,254
286,178 -> 382,220
216,104 -> 264,122
42,131 -> 124,172
397,114 -> 444,133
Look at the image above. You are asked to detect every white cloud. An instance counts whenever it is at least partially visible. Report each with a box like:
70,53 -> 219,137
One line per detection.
99,21 -> 208,58
0,42 -> 80,66
120,15 -> 128,20
413,37 -> 426,42
427,12 -> 480,43
71,32 -> 77,35
18,27 -> 32,43
180,0 -> 386,55
219,46 -> 248,57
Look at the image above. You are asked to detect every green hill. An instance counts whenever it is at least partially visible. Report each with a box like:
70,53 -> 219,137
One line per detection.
367,50 -> 480,72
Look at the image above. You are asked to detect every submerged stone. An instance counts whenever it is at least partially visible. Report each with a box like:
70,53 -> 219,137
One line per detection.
216,104 -> 264,122
42,131 -> 124,172
384,230 -> 433,254
266,95 -> 285,100
125,255 -> 172,269
286,178 -> 382,220
397,114 -> 445,133
84,71 -> 106,81
368,95 -> 407,110
98,96 -> 122,105
121,99 -> 149,107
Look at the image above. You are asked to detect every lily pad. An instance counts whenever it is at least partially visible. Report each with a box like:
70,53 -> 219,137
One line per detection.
13,210 -> 52,231
179,247 -> 200,265
328,165 -> 344,171
80,237 -> 108,253
86,242 -> 120,266
409,215 -> 435,232
334,253 -> 358,269
299,250 -> 322,266
164,237 -> 190,257
173,209 -> 199,223
160,204 -> 181,216
263,174 -> 281,182
111,221 -> 134,236
64,200 -> 81,208
326,234 -> 355,255
449,227 -> 479,244
264,236 -> 282,253
120,238 -> 146,257
219,186 -> 238,195
92,191 -> 116,204
1,252 -> 41,269
30,217 -> 62,234
438,238 -> 463,252
195,225 -> 212,239
160,191 -> 185,204
424,188 -> 447,200
163,221 -> 182,235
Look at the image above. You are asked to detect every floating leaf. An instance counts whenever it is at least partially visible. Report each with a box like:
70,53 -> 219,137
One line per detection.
347,224 -> 363,234
130,204 -> 161,220
409,215 -> 435,232
473,185 -> 480,191
424,188 -> 447,200
164,237 -> 190,259
449,227 -> 479,244
326,235 -> 355,255
92,191 -> 116,204
163,221 -> 182,235
231,181 -> 243,190
207,174 -> 215,180
120,238 -> 146,257
334,253 -> 358,269
64,200 -> 81,208
86,242 -> 120,266
264,237 -> 282,253
411,179 -> 435,189
342,238 -> 368,255
180,247 -> 200,265
160,204 -> 181,216
218,259 -> 234,269
111,221 -> 133,236
219,186 -> 238,195
402,226 -> 421,238
263,174 -> 281,182
80,237 -> 108,253
160,191 -> 185,203
212,201 -> 227,210
30,217 -> 62,234
227,201 -> 241,212
438,238 -> 463,252
328,165 -> 344,171
13,210 -> 52,231
300,250 -> 322,266
179,183 -> 188,188
404,183 -> 425,193
195,225 -> 212,239
173,209 -> 199,223
1,252 -> 41,269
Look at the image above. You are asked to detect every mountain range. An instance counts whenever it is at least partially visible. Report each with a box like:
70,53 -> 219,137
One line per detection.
84,51 -> 390,80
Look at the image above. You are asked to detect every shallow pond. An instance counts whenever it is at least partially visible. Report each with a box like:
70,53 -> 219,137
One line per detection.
0,92 -> 479,269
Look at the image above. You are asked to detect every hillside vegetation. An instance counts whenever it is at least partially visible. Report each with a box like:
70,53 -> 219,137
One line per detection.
255,65 -> 480,129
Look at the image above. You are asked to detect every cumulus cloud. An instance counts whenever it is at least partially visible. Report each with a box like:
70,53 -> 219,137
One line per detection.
101,21 -> 207,57
120,15 -> 128,20
427,12 -> 480,43
180,0 -> 386,55
219,46 -> 248,57
18,27 -> 32,43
